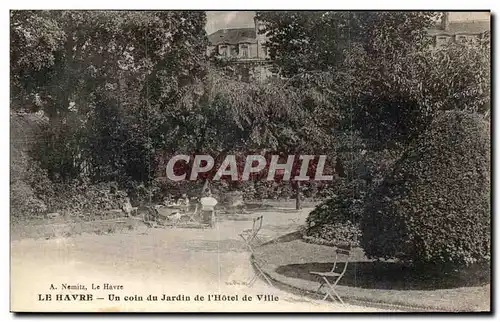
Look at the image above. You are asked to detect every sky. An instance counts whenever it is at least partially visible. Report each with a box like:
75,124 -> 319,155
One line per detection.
204,11 -> 490,35
205,11 -> 255,35
448,12 -> 490,21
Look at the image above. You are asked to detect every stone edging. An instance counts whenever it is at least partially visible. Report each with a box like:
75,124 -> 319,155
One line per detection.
249,247 -> 451,313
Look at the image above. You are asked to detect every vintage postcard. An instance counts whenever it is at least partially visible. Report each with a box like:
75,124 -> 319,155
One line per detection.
10,10 -> 491,313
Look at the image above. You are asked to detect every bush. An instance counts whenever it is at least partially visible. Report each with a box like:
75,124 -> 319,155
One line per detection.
10,150 -> 52,219
10,151 -> 130,220
303,222 -> 361,249
10,181 -> 48,219
307,179 -> 367,225
303,146 -> 402,247
361,111 -> 490,266
303,179 -> 367,247
41,180 -> 129,218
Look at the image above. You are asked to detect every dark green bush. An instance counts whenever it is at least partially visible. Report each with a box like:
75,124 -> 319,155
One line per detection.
43,180 -> 129,217
361,111 -> 490,266
10,151 -> 52,219
303,146 -> 402,247
307,179 -> 367,225
303,222 -> 361,248
303,179 -> 367,247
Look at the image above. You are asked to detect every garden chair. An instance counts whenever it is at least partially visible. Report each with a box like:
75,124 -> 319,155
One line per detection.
141,206 -> 160,233
310,247 -> 351,304
239,215 -> 264,253
238,215 -> 273,287
247,255 -> 274,288
184,204 -> 200,224
122,198 -> 138,217
165,211 -> 183,227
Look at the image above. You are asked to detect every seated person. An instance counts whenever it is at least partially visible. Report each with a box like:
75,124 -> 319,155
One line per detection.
176,194 -> 190,213
122,197 -> 137,216
163,195 -> 174,206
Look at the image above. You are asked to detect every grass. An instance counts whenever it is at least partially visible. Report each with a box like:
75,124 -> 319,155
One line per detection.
255,237 -> 491,312
10,216 -> 143,241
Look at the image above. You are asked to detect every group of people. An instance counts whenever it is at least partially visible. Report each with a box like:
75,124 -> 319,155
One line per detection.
163,190 -> 218,228
121,188 -> 219,228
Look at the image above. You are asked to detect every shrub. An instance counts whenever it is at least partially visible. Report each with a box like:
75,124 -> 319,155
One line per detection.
303,222 -> 361,249
303,179 -> 367,247
11,178 -> 130,221
303,147 -> 402,247
361,111 -> 490,266
46,180 -> 129,217
10,150 -> 52,219
307,179 -> 367,225
10,181 -> 48,220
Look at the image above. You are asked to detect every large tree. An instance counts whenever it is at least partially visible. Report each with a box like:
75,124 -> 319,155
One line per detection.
11,10 -> 209,184
256,11 -> 438,77
159,68 -> 337,206
207,71 -> 336,209
257,11 -> 490,147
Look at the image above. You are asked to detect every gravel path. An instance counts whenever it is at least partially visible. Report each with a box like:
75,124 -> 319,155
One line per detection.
11,208 -> 390,312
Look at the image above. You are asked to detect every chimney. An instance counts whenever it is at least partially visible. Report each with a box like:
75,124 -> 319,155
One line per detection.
441,12 -> 450,30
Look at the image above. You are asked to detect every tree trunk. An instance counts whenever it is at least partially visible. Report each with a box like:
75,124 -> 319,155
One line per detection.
295,181 -> 302,210
201,179 -> 210,198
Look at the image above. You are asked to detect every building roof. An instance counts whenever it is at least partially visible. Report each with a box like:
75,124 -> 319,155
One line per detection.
208,28 -> 257,45
207,19 -> 490,46
428,20 -> 490,36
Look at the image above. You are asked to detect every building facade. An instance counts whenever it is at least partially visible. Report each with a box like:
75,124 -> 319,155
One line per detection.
207,18 -> 275,82
206,12 -> 490,81
427,12 -> 490,48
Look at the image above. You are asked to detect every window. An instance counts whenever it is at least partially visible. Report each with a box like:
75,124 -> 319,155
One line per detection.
230,45 -> 238,57
241,45 -> 249,58
457,35 -> 478,44
456,35 -> 467,43
219,45 -> 228,56
436,36 -> 451,47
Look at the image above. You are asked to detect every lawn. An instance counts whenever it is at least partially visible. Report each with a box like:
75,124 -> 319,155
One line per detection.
255,237 -> 491,312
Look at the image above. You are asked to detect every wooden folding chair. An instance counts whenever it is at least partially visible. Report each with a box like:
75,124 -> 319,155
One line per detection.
166,211 -> 183,227
310,247 -> 351,304
248,255 -> 274,287
239,216 -> 273,287
239,215 -> 264,253
141,206 -> 159,233
184,204 -> 199,224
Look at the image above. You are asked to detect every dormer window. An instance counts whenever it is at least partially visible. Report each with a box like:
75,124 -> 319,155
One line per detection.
219,45 -> 228,56
456,35 -> 471,43
240,44 -> 249,58
436,35 -> 451,47
230,45 -> 238,57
